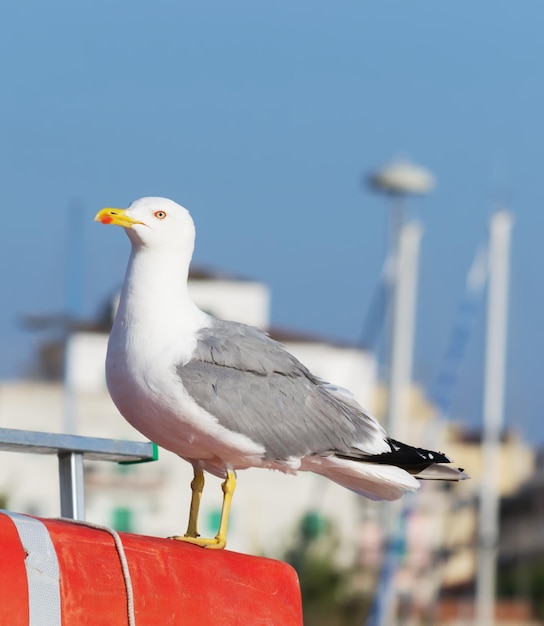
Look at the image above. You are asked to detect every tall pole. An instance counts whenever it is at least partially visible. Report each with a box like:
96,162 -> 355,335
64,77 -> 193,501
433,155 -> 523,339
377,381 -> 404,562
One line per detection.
367,158 -> 434,439
366,158 -> 433,626
385,219 -> 423,442
475,210 -> 513,625
373,218 -> 423,626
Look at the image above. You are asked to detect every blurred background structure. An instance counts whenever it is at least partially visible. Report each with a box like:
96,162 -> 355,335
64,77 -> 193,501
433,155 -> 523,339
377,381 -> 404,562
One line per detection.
0,259 -> 538,625
2,2 -> 544,624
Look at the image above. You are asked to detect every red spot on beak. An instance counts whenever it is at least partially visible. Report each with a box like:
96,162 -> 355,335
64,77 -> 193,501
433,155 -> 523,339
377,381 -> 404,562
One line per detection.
100,215 -> 113,224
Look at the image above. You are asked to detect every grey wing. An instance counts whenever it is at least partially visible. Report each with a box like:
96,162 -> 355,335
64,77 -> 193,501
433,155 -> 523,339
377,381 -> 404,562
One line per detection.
176,319 -> 386,460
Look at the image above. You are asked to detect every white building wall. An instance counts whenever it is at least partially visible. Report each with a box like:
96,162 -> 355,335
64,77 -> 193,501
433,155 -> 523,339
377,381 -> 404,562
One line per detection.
188,279 -> 270,329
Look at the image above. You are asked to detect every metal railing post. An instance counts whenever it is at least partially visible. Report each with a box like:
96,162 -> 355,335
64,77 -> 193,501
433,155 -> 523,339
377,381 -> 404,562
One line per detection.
58,451 -> 86,520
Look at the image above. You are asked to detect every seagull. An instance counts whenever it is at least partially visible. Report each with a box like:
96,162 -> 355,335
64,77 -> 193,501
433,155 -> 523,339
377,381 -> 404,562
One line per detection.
95,197 -> 467,549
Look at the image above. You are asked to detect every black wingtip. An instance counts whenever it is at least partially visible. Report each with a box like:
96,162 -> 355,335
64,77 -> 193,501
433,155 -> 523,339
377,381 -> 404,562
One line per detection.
386,438 -> 452,465
359,438 -> 465,479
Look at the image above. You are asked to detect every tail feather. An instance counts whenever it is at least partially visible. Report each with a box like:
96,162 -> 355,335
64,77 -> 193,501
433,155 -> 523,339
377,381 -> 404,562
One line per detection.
301,455 -> 420,501
302,437 -> 468,501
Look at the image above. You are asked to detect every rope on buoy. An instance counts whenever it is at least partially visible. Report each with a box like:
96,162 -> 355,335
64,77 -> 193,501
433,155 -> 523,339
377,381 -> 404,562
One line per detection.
53,518 -> 135,626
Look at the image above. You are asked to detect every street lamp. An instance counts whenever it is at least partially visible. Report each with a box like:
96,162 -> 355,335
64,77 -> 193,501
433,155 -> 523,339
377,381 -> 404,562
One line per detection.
367,157 -> 434,440
369,158 -> 435,196
365,157 -> 434,626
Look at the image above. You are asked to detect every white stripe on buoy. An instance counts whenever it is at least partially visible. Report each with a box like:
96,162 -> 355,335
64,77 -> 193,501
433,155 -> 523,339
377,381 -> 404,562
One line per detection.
1,511 -> 61,626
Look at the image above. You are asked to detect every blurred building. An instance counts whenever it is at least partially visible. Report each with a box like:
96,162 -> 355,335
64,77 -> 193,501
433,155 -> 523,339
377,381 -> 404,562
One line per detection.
500,449 -> 544,564
494,448 -> 544,622
358,386 -> 537,624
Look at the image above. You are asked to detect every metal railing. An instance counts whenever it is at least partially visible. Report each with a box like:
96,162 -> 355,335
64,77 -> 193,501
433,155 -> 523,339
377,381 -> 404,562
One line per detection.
0,427 -> 157,520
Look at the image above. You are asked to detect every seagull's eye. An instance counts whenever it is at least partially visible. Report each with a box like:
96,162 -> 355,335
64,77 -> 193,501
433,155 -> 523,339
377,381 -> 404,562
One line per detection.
154,211 -> 167,220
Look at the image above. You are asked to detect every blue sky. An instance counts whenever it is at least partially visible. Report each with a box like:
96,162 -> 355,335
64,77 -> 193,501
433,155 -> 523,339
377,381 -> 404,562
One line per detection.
1,1 -> 543,443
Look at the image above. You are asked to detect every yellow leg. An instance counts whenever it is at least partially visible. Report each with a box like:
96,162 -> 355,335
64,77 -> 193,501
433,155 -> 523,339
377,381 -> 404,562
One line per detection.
215,470 -> 236,547
185,467 -> 205,538
170,470 -> 236,550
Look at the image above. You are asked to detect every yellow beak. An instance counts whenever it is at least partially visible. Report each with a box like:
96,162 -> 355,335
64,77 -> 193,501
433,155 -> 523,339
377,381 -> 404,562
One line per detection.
94,208 -> 143,228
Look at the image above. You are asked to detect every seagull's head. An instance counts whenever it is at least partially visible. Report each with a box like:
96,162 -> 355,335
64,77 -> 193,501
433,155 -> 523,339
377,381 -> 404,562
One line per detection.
95,197 -> 196,253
